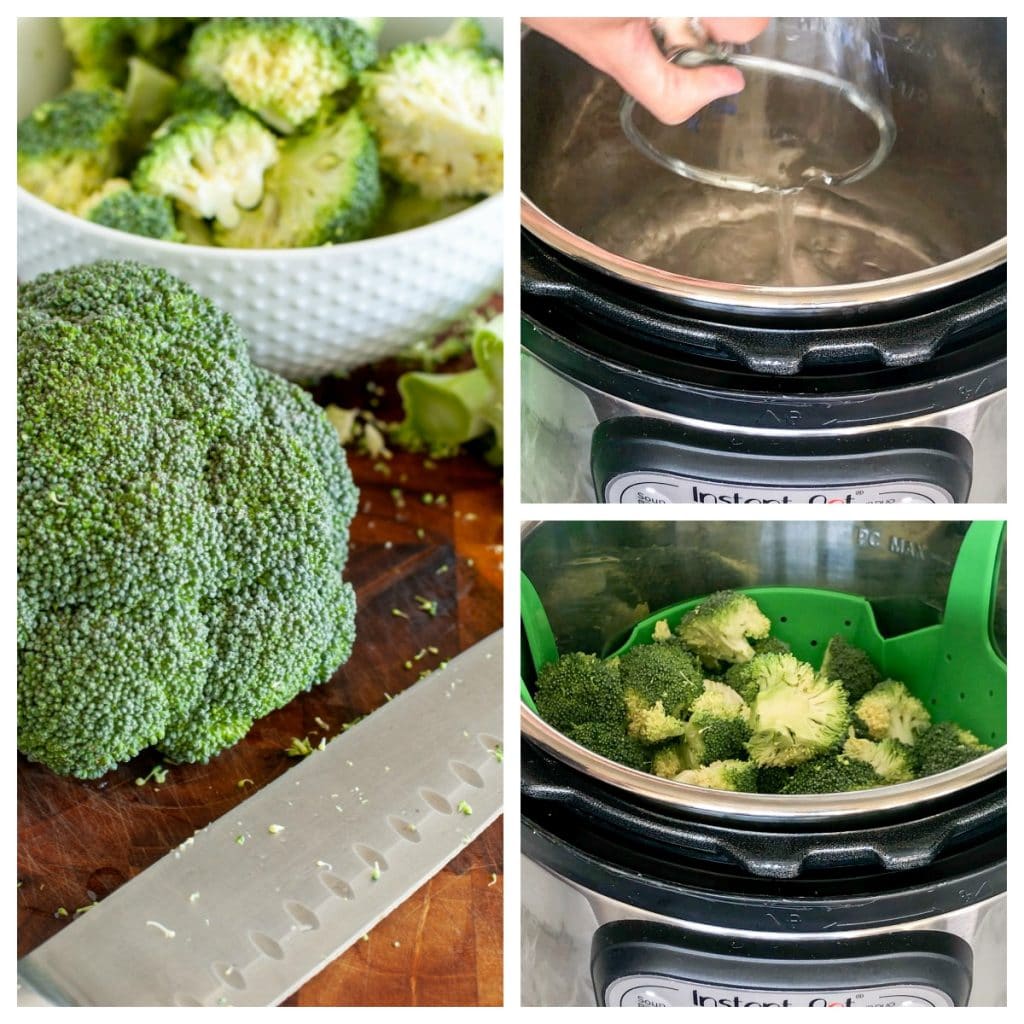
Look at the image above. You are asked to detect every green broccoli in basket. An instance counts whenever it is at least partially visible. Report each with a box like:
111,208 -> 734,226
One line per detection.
675,590 -> 771,667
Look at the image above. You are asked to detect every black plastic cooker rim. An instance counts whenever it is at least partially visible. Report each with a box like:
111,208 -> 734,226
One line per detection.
522,742 -> 1006,932
524,232 -> 1003,395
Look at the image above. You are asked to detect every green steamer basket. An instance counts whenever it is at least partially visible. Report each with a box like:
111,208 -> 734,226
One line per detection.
522,520 -> 1006,766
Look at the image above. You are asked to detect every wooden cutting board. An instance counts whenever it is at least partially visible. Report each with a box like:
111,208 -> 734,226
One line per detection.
17,338 -> 504,1007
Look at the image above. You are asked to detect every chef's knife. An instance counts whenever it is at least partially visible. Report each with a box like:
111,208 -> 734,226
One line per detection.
18,630 -> 503,1006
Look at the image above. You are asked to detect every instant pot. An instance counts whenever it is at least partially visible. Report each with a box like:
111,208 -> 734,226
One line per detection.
520,521 -> 1006,1006
520,19 -> 1006,503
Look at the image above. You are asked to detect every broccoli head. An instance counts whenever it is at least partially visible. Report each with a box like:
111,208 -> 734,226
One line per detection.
853,680 -> 931,745
780,754 -> 883,794
533,652 -> 623,735
756,765 -> 791,794
217,109 -> 382,249
675,590 -> 771,667
689,679 -> 753,763
746,654 -> 850,767
18,88 -> 127,212
360,42 -> 503,199
79,179 -> 181,241
843,734 -> 916,783
818,634 -> 882,703
186,17 -> 377,134
675,759 -> 758,793
912,722 -> 993,778
18,261 -> 359,777
133,109 -> 279,228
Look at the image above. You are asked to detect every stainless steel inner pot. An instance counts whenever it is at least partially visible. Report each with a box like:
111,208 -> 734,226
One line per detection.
520,520 -> 1007,824
521,18 -> 1006,314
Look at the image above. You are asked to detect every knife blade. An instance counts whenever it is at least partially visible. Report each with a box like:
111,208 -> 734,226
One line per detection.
18,630 -> 503,1006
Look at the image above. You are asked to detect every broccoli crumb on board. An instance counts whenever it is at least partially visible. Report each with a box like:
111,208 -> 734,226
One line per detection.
532,590 -> 994,794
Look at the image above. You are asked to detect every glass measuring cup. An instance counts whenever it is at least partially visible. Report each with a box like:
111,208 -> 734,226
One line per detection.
621,17 -> 897,193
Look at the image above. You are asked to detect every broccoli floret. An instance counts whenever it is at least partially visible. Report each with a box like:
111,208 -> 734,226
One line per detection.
433,19 -> 487,50
79,179 -> 181,241
746,654 -> 850,767
61,18 -> 193,82
781,754 -> 884,794
912,722 -> 993,778
853,680 -> 931,745
123,56 -> 179,155
533,652 -> 623,735
217,109 -> 382,249
675,590 -> 771,666
392,316 -> 504,461
752,635 -> 791,657
360,43 -> 503,199
133,109 -> 279,229
843,735 -> 916,783
675,759 -> 758,793
186,17 -> 376,134
818,635 -> 882,703
18,260 -> 359,778
651,743 -> 685,778
756,765 -> 791,794
689,679 -> 753,763
171,79 -> 242,118
619,642 -> 704,743
568,723 -> 652,773
370,187 -> 476,237
18,88 -> 127,212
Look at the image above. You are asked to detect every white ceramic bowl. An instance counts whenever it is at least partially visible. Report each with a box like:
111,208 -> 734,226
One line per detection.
17,17 -> 503,380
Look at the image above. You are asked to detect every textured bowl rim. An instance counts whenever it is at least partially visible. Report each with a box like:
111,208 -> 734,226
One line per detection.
18,186 -> 502,260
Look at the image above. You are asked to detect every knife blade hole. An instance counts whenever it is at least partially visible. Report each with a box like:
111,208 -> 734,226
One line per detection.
449,760 -> 485,788
420,787 -> 453,814
389,815 -> 422,843
353,844 -> 389,873
250,931 -> 285,960
212,962 -> 247,989
284,901 -> 320,931
478,733 -> 501,753
321,873 -> 355,900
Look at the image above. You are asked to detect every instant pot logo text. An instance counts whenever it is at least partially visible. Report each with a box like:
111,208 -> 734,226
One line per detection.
689,990 -> 857,1007
690,485 -> 855,504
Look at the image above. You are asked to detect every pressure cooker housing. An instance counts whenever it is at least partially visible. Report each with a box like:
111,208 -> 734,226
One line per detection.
519,18 -> 1006,504
520,521 -> 1006,1006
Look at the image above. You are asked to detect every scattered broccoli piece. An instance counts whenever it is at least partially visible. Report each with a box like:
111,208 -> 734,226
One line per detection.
689,680 -> 753,763
392,316 -> 504,462
216,109 -> 382,249
533,652 -> 623,736
853,680 -> 931,745
746,655 -> 850,767
569,723 -> 652,773
912,722 -> 993,778
818,635 -> 882,703
186,17 -> 377,134
781,754 -> 883,794
675,759 -> 758,793
17,260 -> 359,777
843,735 -> 916,783
676,591 -> 771,667
360,42 -> 503,199
133,109 -> 279,228
79,179 -> 181,241
18,88 -> 127,212
651,743 -> 685,779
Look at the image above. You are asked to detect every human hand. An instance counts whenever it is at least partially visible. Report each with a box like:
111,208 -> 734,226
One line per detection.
524,17 -> 769,124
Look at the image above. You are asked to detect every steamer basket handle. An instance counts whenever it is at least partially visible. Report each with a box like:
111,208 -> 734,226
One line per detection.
521,571 -> 558,710
942,520 -> 1005,661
